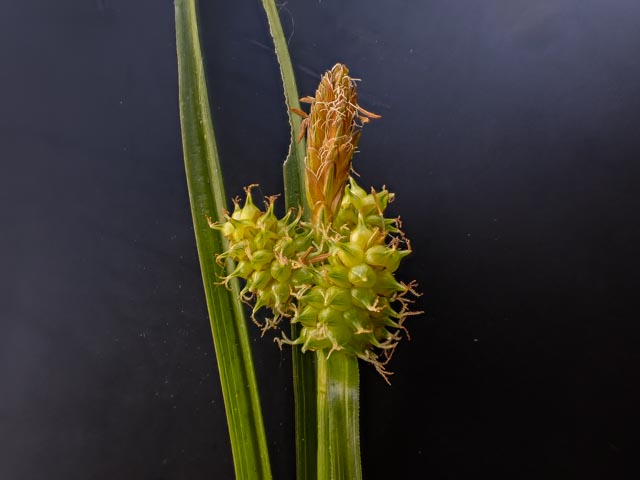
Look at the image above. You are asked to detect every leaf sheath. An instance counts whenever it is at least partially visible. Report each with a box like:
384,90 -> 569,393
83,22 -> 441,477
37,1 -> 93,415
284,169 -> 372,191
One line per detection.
316,351 -> 362,480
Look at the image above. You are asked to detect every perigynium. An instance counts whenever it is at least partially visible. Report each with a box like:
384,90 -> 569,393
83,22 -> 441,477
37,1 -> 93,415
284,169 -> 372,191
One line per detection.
210,63 -> 421,382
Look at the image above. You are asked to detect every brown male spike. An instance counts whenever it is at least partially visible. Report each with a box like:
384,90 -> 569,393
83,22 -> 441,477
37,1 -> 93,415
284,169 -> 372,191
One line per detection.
293,63 -> 381,225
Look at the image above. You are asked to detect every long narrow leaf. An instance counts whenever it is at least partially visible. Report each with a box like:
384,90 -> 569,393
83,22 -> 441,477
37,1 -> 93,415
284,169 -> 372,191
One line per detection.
259,2 -> 318,479
175,1 -> 272,477
259,0 -> 307,208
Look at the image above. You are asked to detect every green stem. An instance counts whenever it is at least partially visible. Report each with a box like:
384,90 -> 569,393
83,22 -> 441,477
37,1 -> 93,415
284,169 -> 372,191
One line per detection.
259,2 -> 317,479
316,350 -> 362,480
175,1 -> 272,477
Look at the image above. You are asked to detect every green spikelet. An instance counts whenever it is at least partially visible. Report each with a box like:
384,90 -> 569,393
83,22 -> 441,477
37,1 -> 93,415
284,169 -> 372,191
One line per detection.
211,175 -> 421,381
211,64 -> 421,382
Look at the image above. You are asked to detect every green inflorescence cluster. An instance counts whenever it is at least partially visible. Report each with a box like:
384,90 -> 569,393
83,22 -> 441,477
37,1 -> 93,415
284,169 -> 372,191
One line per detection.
211,177 -> 420,379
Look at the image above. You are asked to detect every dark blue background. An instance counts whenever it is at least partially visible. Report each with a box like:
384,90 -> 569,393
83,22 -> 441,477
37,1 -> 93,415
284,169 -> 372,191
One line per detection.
2,1 -> 639,478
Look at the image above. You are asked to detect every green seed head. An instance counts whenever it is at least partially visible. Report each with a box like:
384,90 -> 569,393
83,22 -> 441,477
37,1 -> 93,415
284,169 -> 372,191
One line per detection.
335,242 -> 365,269
270,260 -> 292,283
348,264 -> 377,288
324,286 -> 352,311
326,264 -> 352,289
249,269 -> 271,292
213,66 -> 421,381
235,186 -> 261,223
365,245 -> 411,273
214,180 -> 421,381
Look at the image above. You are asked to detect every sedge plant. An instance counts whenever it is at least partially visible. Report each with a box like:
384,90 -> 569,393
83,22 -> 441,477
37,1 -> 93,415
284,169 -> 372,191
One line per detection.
175,1 -> 421,478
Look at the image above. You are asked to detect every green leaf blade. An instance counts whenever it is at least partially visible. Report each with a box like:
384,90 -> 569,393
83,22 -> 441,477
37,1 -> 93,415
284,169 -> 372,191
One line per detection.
175,1 -> 272,478
260,1 -> 308,209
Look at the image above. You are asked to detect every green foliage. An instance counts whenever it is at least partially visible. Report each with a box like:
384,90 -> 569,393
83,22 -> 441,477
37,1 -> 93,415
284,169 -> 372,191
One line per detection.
174,0 -> 272,477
